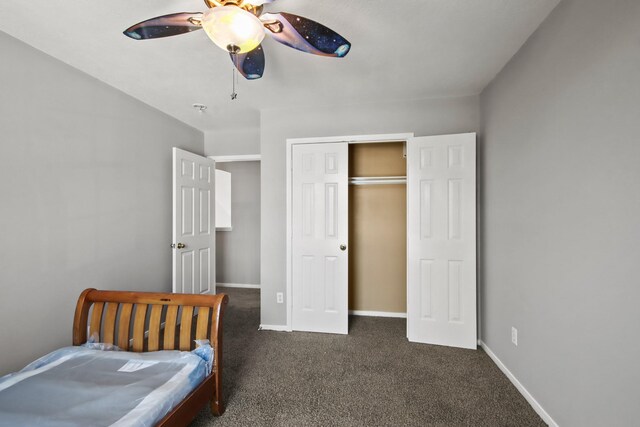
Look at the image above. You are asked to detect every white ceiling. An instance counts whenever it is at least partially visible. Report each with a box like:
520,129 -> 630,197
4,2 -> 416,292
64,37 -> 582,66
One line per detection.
0,0 -> 560,132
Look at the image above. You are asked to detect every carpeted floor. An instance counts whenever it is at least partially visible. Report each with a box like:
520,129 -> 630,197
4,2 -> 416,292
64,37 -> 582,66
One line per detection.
191,288 -> 545,427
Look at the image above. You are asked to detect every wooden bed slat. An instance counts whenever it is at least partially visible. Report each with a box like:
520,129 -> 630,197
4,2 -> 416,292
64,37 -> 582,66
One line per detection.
196,307 -> 210,341
89,302 -> 104,342
132,304 -> 147,352
164,305 -> 179,350
179,306 -> 194,351
103,303 -> 119,345
117,303 -> 133,350
148,304 -> 163,352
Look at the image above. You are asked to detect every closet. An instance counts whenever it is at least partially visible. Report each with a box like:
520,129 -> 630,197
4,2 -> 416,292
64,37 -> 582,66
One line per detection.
288,133 -> 477,349
348,142 -> 407,316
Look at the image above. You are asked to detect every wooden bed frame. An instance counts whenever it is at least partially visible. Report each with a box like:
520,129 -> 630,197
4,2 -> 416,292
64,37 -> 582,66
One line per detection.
72,288 -> 229,427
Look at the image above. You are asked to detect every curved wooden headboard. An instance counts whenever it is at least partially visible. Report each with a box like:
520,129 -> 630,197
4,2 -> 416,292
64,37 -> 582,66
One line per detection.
73,288 -> 228,352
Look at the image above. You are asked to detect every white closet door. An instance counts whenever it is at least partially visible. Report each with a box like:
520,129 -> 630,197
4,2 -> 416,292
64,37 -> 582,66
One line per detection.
407,133 -> 476,349
292,142 -> 349,334
172,148 -> 216,295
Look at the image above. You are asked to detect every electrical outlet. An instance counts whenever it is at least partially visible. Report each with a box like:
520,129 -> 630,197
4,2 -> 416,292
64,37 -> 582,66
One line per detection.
511,327 -> 518,346
276,292 -> 284,304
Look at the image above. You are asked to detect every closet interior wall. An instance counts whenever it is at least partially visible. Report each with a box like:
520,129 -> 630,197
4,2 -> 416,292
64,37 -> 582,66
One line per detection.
348,142 -> 407,314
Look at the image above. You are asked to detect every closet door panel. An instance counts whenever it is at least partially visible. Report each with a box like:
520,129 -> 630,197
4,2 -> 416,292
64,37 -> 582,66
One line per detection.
407,133 -> 476,349
292,143 -> 348,334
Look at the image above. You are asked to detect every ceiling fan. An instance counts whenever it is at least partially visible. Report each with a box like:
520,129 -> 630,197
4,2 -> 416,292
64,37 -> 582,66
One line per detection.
123,0 -> 351,80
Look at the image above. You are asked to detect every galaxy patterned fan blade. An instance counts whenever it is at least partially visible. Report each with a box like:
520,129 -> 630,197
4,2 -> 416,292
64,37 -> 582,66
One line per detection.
261,12 -> 351,57
230,45 -> 265,80
123,13 -> 203,40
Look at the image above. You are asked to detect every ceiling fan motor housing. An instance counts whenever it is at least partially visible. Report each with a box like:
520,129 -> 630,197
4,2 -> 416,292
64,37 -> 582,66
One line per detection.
201,5 -> 266,54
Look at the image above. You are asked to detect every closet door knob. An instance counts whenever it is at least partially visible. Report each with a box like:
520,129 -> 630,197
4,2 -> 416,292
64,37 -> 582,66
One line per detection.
340,244 -> 347,251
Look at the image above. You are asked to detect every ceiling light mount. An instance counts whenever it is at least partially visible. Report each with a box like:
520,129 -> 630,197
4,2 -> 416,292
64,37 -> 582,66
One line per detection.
192,103 -> 208,112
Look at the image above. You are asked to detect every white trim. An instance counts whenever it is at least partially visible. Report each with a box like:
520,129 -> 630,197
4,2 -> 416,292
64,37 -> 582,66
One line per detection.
287,133 -> 414,145
286,133 -> 415,332
286,138 -> 293,331
259,324 -> 292,332
216,227 -> 233,232
208,154 -> 261,163
349,310 -> 407,319
479,340 -> 559,427
217,282 -> 260,289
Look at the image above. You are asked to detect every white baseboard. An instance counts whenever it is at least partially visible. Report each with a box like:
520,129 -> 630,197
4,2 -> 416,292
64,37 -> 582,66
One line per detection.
217,283 -> 260,289
259,324 -> 291,332
479,340 -> 558,427
349,310 -> 407,319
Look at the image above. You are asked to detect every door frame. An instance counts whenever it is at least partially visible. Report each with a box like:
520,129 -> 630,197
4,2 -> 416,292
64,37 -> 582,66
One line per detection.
207,154 -> 262,289
285,133 -> 414,331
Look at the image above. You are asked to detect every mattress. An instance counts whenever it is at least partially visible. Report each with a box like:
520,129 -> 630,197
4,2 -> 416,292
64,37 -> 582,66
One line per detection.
0,343 -> 212,427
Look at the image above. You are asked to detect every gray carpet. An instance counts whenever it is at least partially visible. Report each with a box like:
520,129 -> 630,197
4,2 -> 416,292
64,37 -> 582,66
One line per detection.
191,288 -> 545,426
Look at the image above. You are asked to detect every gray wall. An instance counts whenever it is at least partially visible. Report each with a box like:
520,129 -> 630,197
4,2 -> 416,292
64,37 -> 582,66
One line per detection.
260,96 -> 479,326
0,32 -> 203,374
204,125 -> 260,156
216,162 -> 261,285
480,0 -> 640,425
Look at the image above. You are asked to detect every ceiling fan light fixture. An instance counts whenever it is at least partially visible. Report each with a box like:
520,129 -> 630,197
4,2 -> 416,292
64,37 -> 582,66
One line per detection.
202,5 -> 265,54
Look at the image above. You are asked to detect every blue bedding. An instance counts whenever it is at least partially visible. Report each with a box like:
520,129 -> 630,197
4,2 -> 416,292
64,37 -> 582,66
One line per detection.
0,344 -> 212,427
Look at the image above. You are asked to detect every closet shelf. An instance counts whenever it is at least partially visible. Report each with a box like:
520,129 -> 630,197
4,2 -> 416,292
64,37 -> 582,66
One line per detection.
349,176 -> 406,185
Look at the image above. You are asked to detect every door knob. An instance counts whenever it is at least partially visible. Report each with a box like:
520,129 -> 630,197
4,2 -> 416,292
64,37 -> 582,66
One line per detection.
340,244 -> 347,251
171,243 -> 186,249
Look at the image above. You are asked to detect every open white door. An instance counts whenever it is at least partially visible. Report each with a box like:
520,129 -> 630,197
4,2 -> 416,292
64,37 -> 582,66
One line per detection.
291,142 -> 349,334
172,148 -> 216,294
407,133 -> 476,349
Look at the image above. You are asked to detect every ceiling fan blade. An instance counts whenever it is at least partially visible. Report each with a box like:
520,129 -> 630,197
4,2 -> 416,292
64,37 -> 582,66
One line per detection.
124,13 -> 203,40
230,45 -> 265,80
261,12 -> 351,57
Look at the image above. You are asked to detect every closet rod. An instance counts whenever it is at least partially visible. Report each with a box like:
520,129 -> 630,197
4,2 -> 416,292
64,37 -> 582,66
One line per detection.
349,176 -> 406,185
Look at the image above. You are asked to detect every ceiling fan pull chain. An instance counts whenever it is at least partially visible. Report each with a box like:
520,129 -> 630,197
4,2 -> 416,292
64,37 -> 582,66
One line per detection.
231,59 -> 238,100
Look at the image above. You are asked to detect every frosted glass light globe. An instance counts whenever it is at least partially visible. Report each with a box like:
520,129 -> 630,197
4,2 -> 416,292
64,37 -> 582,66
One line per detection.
202,6 -> 265,54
